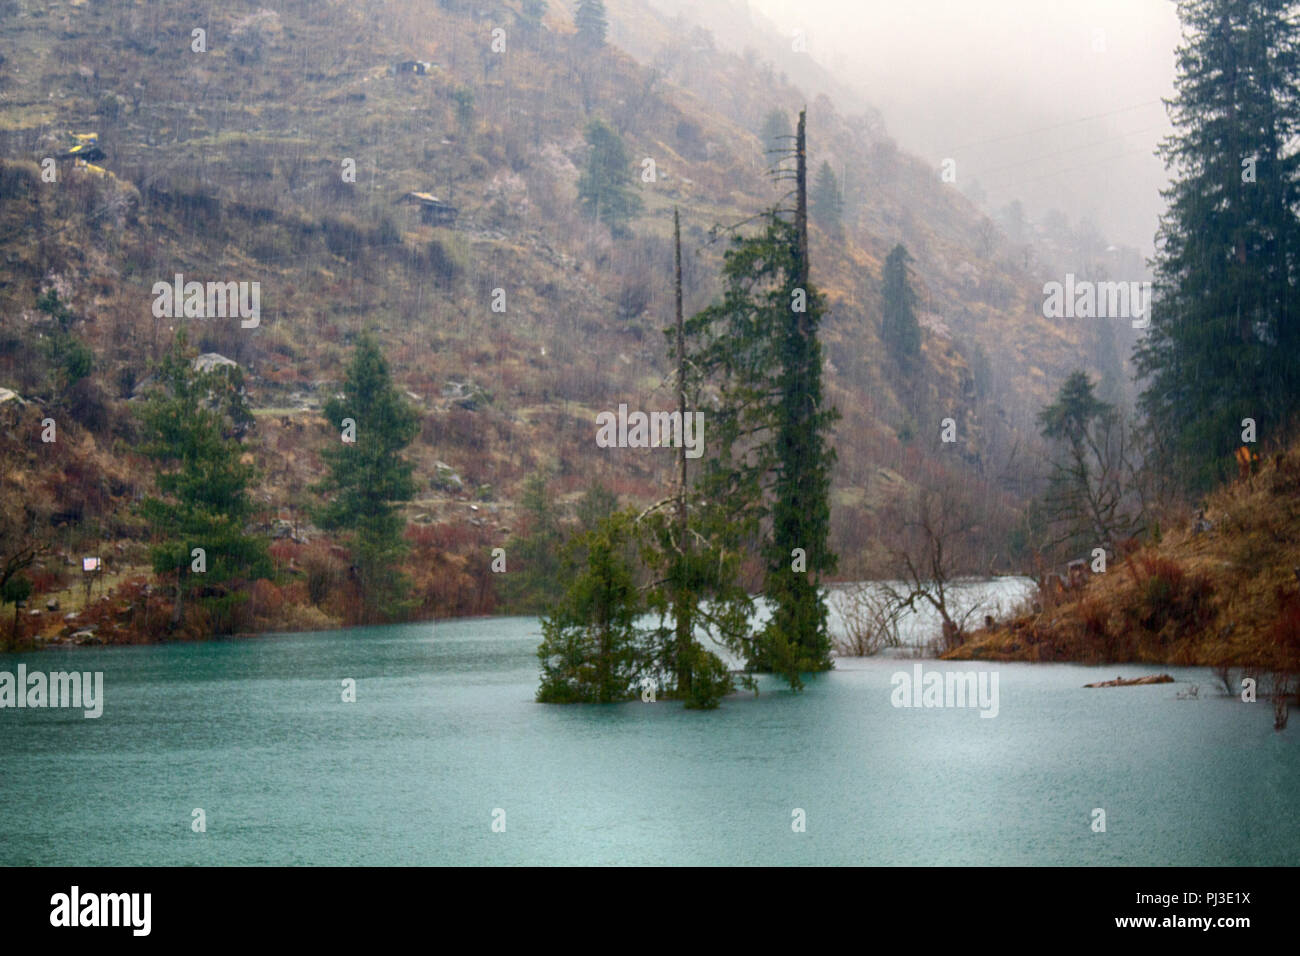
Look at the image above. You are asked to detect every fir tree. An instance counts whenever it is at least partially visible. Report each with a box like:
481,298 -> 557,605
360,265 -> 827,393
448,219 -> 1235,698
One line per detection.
574,0 -> 608,48
577,118 -> 642,236
811,160 -> 843,235
685,111 -> 839,689
36,289 -> 93,403
1038,371 -> 1143,554
503,468 -> 565,611
881,243 -> 921,366
313,333 -> 420,624
1135,0 -> 1300,491
519,0 -> 547,29
763,113 -> 839,683
138,330 -> 269,632
536,510 -> 645,703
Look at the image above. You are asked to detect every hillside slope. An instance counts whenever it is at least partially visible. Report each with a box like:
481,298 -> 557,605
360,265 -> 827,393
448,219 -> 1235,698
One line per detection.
950,443 -> 1300,677
0,0 -> 1120,634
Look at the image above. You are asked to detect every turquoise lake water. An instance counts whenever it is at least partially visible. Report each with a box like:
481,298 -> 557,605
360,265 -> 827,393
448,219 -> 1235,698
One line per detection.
1,606 -> 1295,865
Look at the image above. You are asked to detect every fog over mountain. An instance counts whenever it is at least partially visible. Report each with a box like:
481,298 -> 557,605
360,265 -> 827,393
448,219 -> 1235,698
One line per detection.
674,0 -> 1181,261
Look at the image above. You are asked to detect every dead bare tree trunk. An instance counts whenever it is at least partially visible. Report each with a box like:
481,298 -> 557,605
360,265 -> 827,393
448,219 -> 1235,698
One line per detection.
1274,672 -> 1292,731
171,562 -> 186,628
795,109 -> 809,291
673,206 -> 692,698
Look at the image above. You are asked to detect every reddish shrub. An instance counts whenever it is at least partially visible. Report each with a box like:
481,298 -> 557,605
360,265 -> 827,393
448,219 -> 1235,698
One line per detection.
1129,555 -> 1213,640
248,578 -> 286,616
1269,592 -> 1300,670
26,569 -> 59,593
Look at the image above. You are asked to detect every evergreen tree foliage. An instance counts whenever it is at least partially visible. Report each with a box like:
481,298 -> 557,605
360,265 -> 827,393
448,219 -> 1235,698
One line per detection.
503,468 -> 565,611
1135,0 -> 1300,491
638,504 -> 744,709
686,212 -> 839,689
577,118 -> 642,236
545,114 -> 837,701
574,0 -> 608,48
138,330 -> 270,632
536,509 -> 645,703
811,160 -> 843,235
452,86 -> 475,137
881,243 -> 921,365
1038,371 -> 1143,554
519,0 -> 547,28
36,289 -> 93,402
3,573 -> 32,640
574,482 -> 619,534
313,333 -> 420,623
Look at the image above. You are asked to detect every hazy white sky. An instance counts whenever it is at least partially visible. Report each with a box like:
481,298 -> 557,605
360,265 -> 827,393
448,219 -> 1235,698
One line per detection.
749,0 -> 1183,257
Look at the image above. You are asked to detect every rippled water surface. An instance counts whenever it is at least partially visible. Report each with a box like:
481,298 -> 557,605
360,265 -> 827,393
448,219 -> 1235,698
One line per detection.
1,601 -> 1295,865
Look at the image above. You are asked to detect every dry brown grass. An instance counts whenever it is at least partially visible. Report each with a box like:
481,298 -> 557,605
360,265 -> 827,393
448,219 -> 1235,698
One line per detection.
950,446 -> 1300,670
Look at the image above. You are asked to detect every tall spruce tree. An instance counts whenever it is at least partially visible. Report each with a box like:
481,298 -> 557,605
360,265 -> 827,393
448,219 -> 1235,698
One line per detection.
313,333 -> 420,623
1135,0 -> 1300,491
686,110 -> 839,690
574,0 -> 608,48
765,110 -> 839,684
811,160 -> 843,235
138,330 -> 270,632
881,243 -> 922,366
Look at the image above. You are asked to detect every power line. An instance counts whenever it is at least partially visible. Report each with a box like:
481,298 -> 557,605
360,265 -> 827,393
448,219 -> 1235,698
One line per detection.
945,98 -> 1166,152
966,123 -> 1167,179
981,144 -> 1156,191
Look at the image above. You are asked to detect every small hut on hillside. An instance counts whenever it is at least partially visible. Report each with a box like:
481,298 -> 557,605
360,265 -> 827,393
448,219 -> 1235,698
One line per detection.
396,191 -> 458,225
394,60 -> 433,75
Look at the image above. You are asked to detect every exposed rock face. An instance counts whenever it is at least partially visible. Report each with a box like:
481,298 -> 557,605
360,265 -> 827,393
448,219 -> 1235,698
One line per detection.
193,353 -> 238,374
1083,674 -> 1175,688
432,461 -> 464,493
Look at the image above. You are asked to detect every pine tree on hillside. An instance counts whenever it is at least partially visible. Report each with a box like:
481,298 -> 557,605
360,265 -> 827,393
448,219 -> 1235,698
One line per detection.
811,160 -> 843,235
36,289 -> 93,407
577,118 -> 642,237
138,330 -> 270,632
881,243 -> 922,366
1135,0 -> 1300,491
574,0 -> 608,47
503,468 -> 565,611
313,333 -> 420,624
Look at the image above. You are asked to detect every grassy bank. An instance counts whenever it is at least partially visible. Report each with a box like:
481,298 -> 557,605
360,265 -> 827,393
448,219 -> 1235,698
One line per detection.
950,442 -> 1300,678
